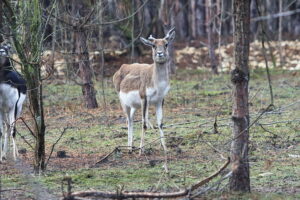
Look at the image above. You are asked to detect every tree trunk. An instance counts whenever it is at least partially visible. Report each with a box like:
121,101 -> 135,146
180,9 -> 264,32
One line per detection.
159,0 -> 176,74
27,64 -> 46,172
230,0 -> 251,192
71,0 -> 98,109
75,27 -> 98,109
189,0 -> 197,39
0,1 -> 3,43
174,0 -> 189,40
206,0 -> 218,74
278,0 -> 283,66
196,0 -> 206,36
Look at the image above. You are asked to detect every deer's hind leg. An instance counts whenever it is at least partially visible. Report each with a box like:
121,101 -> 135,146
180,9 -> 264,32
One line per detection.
122,104 -> 135,151
139,97 -> 148,155
156,99 -> 167,153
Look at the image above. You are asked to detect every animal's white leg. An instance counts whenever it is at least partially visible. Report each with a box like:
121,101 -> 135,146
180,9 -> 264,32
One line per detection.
3,122 -> 8,160
145,105 -> 154,129
9,108 -> 18,160
12,132 -> 18,160
140,98 -> 147,155
0,114 -> 3,161
156,100 -> 167,153
129,107 -> 136,149
123,105 -> 132,151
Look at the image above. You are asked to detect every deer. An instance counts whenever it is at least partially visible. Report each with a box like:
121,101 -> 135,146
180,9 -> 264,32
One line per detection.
0,43 -> 27,161
113,28 -> 175,155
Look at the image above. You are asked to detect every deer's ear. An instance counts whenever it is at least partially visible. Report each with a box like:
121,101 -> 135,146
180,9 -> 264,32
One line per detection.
140,37 -> 154,47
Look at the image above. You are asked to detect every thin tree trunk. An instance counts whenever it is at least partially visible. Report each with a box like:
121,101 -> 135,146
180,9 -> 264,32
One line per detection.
218,0 -> 224,72
51,2 -> 58,76
0,1 -> 3,43
159,0 -> 176,74
278,0 -> 284,66
75,27 -> 98,109
97,0 -> 108,118
206,0 -> 218,74
131,0 -> 135,63
230,0 -> 251,192
32,65 -> 46,172
70,0 -> 98,109
189,0 -> 197,38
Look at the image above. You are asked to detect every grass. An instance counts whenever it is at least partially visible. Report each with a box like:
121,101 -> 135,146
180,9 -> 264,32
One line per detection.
1,69 -> 300,199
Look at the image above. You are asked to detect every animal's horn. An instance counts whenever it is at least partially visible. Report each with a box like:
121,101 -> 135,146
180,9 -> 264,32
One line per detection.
164,27 -> 175,40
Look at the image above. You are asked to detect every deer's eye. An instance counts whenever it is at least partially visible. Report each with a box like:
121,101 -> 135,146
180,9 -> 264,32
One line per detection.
165,43 -> 168,48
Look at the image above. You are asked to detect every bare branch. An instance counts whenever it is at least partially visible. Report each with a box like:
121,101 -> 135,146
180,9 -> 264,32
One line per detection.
45,127 -> 70,168
251,9 -> 300,22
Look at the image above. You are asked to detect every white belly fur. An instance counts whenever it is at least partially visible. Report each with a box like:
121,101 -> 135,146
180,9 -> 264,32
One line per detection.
119,84 -> 170,108
120,90 -> 141,108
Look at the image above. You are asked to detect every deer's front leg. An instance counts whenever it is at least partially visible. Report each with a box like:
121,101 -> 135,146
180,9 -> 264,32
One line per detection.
0,114 -> 3,161
140,98 -> 148,155
145,107 -> 154,129
156,99 -> 167,153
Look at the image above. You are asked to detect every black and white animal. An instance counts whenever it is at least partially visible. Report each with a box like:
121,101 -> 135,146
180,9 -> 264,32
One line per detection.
0,44 -> 26,161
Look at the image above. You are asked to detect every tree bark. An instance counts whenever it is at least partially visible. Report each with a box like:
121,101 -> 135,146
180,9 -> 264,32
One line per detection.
159,0 -> 176,74
0,1 -> 3,43
71,0 -> 98,109
189,0 -> 197,39
27,64 -> 46,172
196,0 -> 206,36
206,0 -> 218,74
230,0 -> 251,192
75,27 -> 98,109
278,0 -> 283,66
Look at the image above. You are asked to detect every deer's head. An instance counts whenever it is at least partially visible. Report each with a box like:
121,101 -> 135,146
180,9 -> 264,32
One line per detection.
140,28 -> 175,64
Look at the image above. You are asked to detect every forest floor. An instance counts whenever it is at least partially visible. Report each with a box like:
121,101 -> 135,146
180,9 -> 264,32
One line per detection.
1,42 -> 300,199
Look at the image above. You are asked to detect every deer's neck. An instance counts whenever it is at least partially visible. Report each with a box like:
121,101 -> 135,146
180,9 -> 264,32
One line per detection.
153,62 -> 169,85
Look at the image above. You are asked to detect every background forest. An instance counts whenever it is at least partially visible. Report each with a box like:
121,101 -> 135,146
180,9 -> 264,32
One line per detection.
0,0 -> 300,199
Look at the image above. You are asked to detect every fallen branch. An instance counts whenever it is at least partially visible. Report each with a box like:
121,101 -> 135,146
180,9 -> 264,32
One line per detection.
65,158 -> 230,199
189,157 -> 230,191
